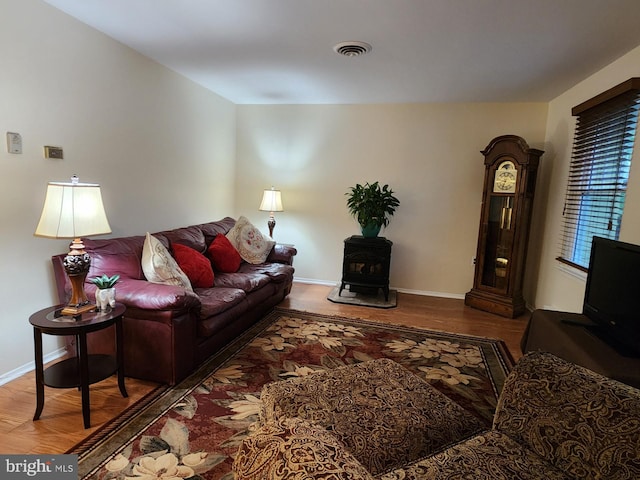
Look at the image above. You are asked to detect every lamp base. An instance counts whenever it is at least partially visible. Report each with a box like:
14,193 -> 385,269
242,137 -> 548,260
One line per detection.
62,239 -> 95,317
267,214 -> 276,238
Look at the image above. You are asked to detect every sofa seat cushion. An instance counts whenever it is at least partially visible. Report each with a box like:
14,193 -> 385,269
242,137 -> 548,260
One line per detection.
234,417 -> 374,480
260,358 -> 486,477
244,282 -> 278,310
197,298 -> 251,338
385,431 -> 569,480
214,271 -> 271,292
196,287 -> 246,319
237,262 -> 294,283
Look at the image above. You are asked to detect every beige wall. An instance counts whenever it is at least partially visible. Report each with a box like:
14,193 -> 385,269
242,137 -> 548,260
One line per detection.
235,103 -> 548,295
0,0 -> 236,380
531,44 -> 640,312
3,0 -> 638,383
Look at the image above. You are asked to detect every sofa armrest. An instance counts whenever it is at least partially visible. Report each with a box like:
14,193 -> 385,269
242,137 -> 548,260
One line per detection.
494,351 -> 640,479
87,278 -> 200,312
266,244 -> 297,265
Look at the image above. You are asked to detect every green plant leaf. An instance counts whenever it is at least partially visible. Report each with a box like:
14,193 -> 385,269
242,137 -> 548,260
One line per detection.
90,274 -> 120,289
345,181 -> 400,228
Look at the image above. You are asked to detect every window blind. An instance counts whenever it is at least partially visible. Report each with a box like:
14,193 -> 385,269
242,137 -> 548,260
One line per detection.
558,79 -> 640,270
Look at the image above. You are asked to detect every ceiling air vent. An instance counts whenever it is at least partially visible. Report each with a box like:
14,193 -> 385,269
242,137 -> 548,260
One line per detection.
333,41 -> 372,57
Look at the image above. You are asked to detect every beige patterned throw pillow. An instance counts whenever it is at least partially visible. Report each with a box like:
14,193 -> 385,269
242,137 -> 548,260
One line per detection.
226,216 -> 276,264
141,232 -> 193,292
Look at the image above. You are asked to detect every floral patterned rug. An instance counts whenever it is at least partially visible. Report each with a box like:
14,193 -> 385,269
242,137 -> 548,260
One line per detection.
71,308 -> 514,480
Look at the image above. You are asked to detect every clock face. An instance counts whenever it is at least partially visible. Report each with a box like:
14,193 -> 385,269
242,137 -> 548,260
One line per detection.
493,160 -> 517,193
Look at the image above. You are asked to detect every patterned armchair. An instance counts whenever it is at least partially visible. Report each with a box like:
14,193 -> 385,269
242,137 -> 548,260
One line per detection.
234,352 -> 640,479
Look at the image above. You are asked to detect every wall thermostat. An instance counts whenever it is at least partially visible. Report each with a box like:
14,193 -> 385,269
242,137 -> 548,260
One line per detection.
6,132 -> 22,154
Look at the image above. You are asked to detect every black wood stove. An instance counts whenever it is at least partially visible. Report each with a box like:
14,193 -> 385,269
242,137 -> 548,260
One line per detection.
339,236 -> 392,301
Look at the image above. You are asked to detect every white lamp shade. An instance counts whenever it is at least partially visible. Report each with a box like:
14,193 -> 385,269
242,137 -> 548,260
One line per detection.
259,188 -> 284,212
35,180 -> 112,239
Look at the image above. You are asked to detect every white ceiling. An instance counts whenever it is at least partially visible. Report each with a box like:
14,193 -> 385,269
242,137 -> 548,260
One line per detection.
43,0 -> 640,105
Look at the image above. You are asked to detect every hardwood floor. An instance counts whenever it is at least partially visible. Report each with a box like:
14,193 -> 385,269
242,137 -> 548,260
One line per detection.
282,284 -> 529,360
0,283 -> 528,454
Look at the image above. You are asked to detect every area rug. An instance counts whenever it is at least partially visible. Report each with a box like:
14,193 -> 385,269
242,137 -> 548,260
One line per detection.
327,285 -> 397,308
70,308 -> 514,480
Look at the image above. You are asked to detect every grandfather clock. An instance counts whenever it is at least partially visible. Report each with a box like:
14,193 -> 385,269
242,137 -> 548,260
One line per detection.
465,135 -> 543,318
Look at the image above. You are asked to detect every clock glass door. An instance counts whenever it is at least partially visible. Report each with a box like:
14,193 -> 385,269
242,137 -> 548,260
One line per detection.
481,194 -> 514,290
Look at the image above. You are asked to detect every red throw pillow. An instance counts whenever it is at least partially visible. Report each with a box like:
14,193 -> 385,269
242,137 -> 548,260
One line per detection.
207,233 -> 242,273
171,243 -> 214,288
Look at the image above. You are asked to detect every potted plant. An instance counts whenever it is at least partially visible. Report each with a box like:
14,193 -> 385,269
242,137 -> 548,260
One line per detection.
91,274 -> 119,311
346,181 -> 400,237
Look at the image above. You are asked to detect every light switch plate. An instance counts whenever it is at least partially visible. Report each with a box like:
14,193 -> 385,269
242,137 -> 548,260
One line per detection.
6,132 -> 22,154
44,146 -> 63,159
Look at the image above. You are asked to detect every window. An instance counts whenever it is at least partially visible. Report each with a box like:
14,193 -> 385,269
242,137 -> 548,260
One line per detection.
558,78 -> 640,271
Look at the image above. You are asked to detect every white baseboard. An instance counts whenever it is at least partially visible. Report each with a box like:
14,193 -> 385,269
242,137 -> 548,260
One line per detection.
0,347 -> 66,386
292,277 -> 466,300
394,287 -> 465,300
293,277 -> 336,286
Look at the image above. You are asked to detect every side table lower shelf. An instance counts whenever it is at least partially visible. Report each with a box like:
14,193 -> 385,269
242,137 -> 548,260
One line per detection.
43,354 -> 119,388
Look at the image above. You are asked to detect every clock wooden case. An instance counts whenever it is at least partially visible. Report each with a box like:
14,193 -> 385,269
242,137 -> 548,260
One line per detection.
465,135 -> 543,318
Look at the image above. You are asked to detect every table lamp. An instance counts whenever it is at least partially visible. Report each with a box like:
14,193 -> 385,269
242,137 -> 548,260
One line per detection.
259,186 -> 284,238
34,175 -> 112,316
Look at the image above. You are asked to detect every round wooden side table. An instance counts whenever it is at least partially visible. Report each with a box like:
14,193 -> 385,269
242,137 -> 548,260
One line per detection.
29,303 -> 128,429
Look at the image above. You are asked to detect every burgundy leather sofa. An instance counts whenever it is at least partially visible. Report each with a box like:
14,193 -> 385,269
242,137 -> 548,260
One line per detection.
52,217 -> 296,385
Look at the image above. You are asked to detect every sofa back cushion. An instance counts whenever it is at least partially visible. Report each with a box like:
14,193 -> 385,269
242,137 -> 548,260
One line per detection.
84,236 -> 146,280
155,225 -> 207,254
197,217 -> 237,246
494,351 -> 640,479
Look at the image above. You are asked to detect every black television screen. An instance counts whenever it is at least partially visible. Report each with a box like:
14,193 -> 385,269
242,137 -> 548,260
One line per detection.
583,236 -> 640,357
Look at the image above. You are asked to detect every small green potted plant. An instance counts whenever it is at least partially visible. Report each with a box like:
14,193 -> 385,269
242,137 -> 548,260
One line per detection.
346,181 -> 400,237
91,274 -> 119,311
